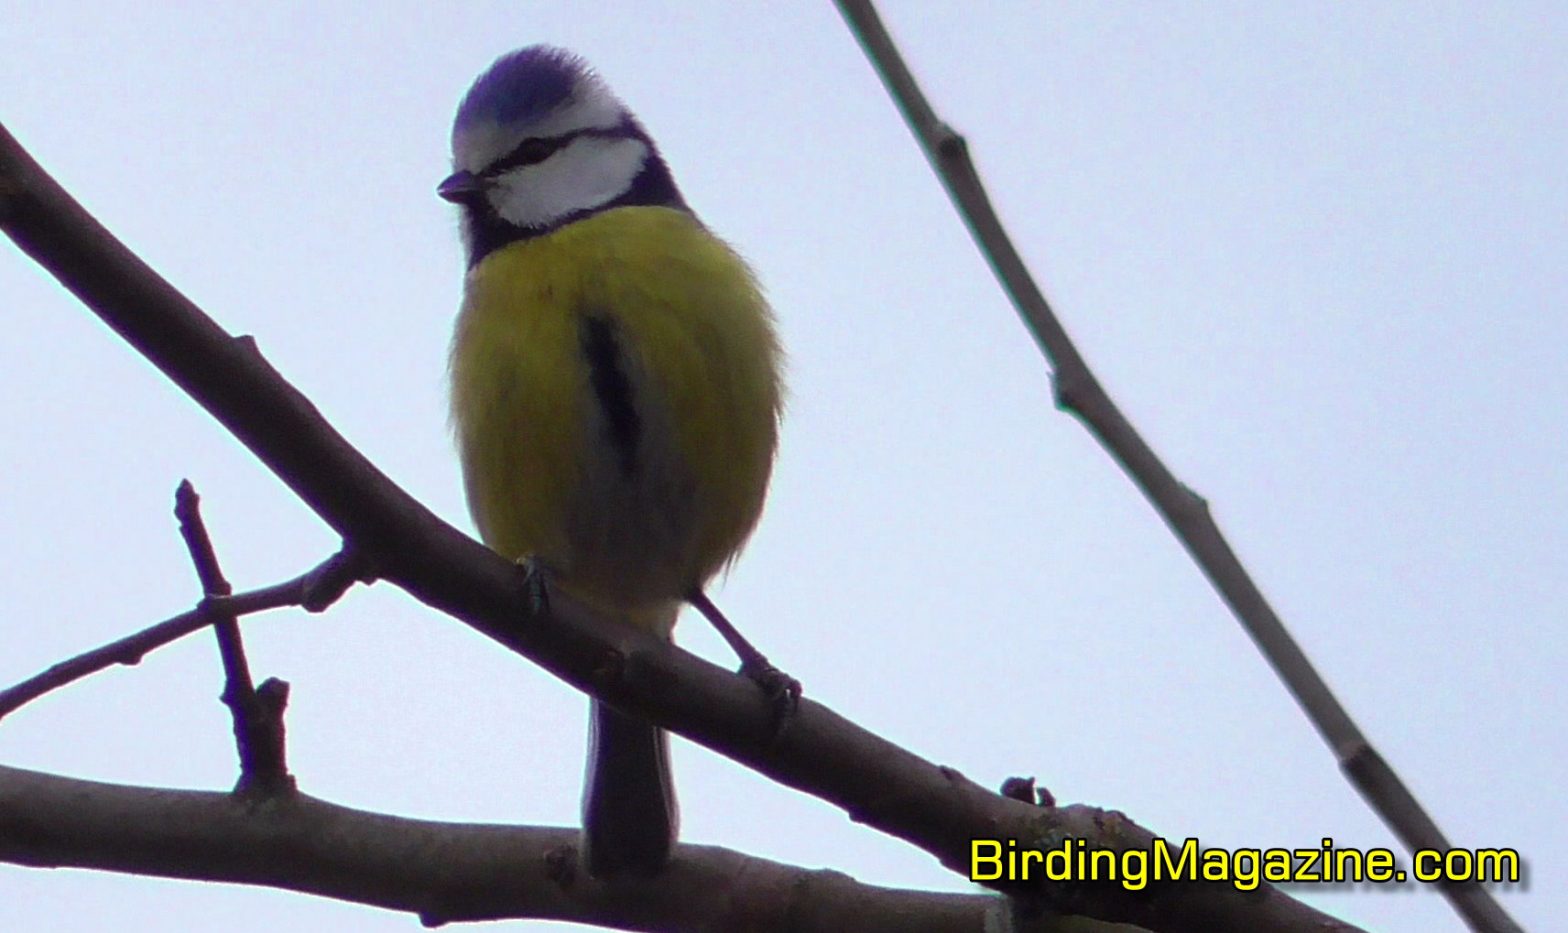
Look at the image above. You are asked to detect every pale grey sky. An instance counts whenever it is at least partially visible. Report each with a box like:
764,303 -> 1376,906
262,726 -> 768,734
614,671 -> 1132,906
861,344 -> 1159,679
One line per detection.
3,3 -> 1563,931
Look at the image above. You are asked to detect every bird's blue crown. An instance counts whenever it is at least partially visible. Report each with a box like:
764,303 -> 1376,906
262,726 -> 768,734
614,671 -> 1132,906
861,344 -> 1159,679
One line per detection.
455,45 -> 594,134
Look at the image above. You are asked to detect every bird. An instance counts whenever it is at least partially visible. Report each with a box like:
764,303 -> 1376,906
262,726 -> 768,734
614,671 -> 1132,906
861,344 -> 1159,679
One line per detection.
439,45 -> 784,878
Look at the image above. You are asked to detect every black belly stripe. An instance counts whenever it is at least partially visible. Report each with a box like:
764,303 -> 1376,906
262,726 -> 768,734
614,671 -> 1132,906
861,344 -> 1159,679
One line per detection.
579,313 -> 641,477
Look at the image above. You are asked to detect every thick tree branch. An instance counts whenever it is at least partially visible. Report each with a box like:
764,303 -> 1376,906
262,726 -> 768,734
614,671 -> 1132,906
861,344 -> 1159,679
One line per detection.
0,121 -> 1355,933
830,3 -> 1518,932
0,764 -> 1146,933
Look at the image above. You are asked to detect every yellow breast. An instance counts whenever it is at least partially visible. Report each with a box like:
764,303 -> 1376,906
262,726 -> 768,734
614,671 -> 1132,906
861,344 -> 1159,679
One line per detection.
449,206 -> 782,626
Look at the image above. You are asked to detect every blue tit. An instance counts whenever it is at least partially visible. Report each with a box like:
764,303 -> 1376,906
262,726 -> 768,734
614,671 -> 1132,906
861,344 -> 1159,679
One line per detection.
440,46 -> 783,877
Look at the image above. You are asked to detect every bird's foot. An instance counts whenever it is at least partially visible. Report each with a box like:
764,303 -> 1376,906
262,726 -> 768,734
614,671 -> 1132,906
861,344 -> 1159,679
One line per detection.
687,588 -> 800,737
740,654 -> 801,737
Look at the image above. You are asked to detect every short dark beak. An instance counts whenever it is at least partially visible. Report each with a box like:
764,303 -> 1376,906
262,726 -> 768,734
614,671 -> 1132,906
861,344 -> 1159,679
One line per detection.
438,170 -> 486,205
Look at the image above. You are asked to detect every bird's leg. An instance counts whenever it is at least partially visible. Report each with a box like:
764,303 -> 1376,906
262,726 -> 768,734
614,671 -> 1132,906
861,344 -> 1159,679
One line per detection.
687,589 -> 800,732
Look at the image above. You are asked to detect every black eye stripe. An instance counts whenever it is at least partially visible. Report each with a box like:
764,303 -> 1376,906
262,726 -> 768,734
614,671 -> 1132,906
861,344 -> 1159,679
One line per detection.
487,133 -> 574,175
484,125 -> 643,178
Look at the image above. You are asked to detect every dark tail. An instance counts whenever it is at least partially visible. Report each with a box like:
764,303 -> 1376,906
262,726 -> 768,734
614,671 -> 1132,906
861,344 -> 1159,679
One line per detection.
582,698 -> 678,877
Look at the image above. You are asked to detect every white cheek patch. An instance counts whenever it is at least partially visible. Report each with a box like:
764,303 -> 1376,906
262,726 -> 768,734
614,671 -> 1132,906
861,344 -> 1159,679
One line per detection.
490,135 -> 650,229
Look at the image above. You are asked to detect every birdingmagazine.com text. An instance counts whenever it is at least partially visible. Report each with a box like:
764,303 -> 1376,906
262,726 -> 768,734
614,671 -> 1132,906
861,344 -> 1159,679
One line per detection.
969,836 -> 1521,891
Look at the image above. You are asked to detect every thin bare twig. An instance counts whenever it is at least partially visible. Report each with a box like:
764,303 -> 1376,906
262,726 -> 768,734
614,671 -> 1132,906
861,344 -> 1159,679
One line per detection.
0,546 -> 364,722
173,480 -> 292,793
173,484 -> 253,727
831,3 -> 1518,932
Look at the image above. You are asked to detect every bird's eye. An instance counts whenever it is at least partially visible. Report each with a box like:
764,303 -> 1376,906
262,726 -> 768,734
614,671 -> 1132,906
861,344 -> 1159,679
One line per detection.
491,136 -> 565,173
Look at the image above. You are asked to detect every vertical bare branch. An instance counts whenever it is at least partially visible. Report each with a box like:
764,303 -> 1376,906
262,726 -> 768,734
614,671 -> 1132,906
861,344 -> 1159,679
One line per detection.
831,3 -> 1519,931
174,481 -> 293,793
